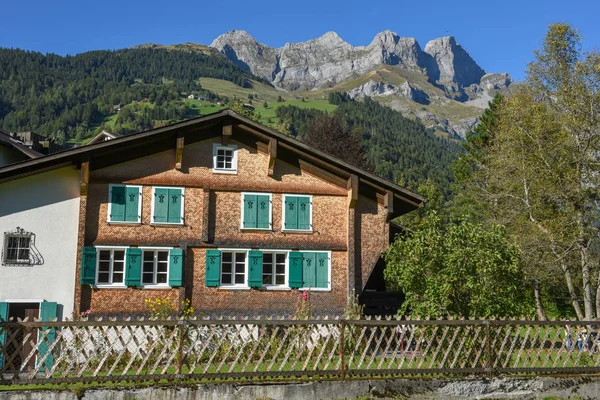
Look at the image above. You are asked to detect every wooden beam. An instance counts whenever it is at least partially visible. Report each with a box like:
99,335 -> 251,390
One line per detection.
384,190 -> 394,221
201,187 -> 211,243
298,160 -> 348,188
348,174 -> 358,208
175,136 -> 185,170
268,139 -> 277,177
222,119 -> 233,145
80,161 -> 90,196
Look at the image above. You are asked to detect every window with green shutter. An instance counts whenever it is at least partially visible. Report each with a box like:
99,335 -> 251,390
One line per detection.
283,195 -> 312,231
80,247 -> 96,285
125,248 -> 142,287
242,193 -> 271,229
301,251 -> 330,289
248,250 -> 263,288
205,250 -> 221,287
109,185 -> 141,223
153,187 -> 184,224
169,249 -> 184,287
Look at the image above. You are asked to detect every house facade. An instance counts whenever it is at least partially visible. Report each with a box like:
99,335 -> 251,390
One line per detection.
0,110 -> 423,318
0,167 -> 81,322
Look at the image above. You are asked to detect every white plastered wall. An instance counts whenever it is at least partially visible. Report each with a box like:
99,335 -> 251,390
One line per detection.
0,166 -> 81,319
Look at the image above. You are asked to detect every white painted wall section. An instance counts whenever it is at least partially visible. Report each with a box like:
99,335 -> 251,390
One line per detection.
0,167 -> 81,319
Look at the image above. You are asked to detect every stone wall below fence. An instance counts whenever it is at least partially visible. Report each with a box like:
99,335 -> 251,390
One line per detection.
3,377 -> 600,400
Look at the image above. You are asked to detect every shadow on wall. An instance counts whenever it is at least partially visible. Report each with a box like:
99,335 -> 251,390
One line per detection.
0,168 -> 80,217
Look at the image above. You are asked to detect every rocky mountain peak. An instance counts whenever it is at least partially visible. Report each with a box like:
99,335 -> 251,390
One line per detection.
424,36 -> 485,86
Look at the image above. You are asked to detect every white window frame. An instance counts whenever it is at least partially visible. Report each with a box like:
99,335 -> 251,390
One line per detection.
240,192 -> 273,230
150,186 -> 185,225
212,143 -> 238,174
281,194 -> 313,232
140,248 -> 171,288
218,248 -> 249,289
299,250 -> 332,292
260,250 -> 290,290
2,233 -> 32,265
107,184 -> 142,224
94,246 -> 128,288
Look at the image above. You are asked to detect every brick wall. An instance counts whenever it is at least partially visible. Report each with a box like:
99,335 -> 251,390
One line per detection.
80,137 -> 356,316
191,248 -> 348,316
355,196 -> 389,291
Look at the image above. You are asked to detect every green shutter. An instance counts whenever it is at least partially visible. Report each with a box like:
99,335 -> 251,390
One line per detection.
154,188 -> 169,223
125,248 -> 142,287
80,247 -> 96,285
243,194 -> 257,228
125,186 -> 140,222
110,186 -> 126,222
167,188 -> 183,223
169,249 -> 184,287
256,195 -> 270,229
284,196 -> 298,230
298,197 -> 311,230
205,250 -> 221,287
288,252 -> 303,288
316,252 -> 329,289
38,302 -> 57,372
0,302 -> 7,369
302,252 -> 316,288
248,250 -> 263,288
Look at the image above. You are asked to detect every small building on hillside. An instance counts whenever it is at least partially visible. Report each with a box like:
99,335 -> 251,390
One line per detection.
86,130 -> 122,145
0,130 -> 42,167
187,94 -> 195,100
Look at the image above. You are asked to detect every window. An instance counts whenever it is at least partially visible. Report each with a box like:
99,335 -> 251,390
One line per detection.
241,193 -> 272,229
212,144 -> 238,174
152,187 -> 184,224
282,195 -> 312,231
263,252 -> 287,286
301,252 -> 330,289
96,249 -> 126,285
2,234 -> 31,265
220,250 -> 247,287
142,250 -> 169,286
108,184 -> 141,223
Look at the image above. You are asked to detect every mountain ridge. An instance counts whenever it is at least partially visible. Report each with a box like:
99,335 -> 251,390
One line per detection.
209,29 -> 508,95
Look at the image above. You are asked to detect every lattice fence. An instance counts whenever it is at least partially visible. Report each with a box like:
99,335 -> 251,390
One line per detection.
2,317 -> 600,384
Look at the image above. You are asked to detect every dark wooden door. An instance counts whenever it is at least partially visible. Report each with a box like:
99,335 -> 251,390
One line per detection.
21,308 -> 39,369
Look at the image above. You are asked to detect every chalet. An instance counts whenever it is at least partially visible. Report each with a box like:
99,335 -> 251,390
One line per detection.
0,109 -> 423,318
0,130 -> 42,167
86,130 -> 122,145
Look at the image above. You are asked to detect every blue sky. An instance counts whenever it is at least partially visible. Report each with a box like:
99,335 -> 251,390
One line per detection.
1,0 -> 598,82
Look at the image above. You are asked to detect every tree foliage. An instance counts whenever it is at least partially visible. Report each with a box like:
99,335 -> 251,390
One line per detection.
457,23 -> 600,320
0,47 -> 266,140
384,210 -> 532,318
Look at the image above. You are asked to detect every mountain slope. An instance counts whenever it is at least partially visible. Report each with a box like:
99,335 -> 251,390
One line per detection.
210,30 -> 512,138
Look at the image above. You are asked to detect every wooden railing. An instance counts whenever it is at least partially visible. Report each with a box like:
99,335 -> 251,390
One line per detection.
1,317 -> 600,385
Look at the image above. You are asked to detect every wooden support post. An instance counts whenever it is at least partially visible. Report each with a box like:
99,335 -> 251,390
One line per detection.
222,119 -> 233,145
268,139 -> 277,177
201,187 -> 211,243
175,136 -> 184,170
347,174 -> 358,209
384,190 -> 394,222
80,161 -> 90,196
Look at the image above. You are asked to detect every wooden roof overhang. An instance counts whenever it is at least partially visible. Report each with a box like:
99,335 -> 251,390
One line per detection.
0,110 -> 423,217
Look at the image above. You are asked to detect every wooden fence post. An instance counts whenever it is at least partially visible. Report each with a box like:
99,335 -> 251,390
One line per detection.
177,320 -> 186,376
484,320 -> 492,379
340,319 -> 345,380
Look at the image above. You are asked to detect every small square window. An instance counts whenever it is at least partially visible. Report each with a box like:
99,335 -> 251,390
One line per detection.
96,248 -> 126,285
213,144 -> 238,174
3,234 -> 32,265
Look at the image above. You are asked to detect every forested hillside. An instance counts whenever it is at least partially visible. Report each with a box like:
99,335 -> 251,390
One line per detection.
276,93 -> 463,194
0,46 -> 463,194
0,47 -> 269,141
